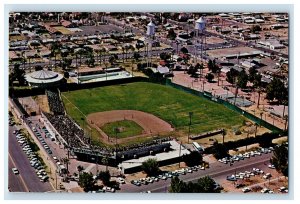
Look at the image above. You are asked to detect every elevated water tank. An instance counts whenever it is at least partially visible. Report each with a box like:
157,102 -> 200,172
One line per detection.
195,16 -> 206,32
147,21 -> 155,36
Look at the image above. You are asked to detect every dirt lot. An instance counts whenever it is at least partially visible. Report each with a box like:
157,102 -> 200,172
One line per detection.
207,46 -> 258,58
219,166 -> 288,194
206,36 -> 226,44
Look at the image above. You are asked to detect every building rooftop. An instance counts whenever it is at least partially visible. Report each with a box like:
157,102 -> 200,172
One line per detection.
25,69 -> 64,86
118,140 -> 190,171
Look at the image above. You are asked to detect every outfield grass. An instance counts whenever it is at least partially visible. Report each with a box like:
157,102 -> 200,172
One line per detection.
62,82 -> 245,139
101,120 -> 144,138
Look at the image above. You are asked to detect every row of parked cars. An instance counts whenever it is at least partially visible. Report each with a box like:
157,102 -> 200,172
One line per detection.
14,129 -> 49,182
259,186 -> 288,194
32,126 -> 53,155
218,147 -> 274,165
131,165 -> 206,186
227,167 -> 266,181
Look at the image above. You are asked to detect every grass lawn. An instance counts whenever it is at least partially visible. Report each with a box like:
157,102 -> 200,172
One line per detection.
101,120 -> 144,139
62,82 -> 245,144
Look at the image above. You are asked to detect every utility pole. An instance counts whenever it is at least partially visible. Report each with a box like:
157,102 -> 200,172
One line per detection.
188,112 -> 193,143
178,141 -> 182,168
245,131 -> 249,152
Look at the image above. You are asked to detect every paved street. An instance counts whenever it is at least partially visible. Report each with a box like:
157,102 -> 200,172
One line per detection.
8,124 -> 53,192
119,153 -> 272,193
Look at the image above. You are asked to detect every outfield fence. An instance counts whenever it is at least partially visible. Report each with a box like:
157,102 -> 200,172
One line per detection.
165,79 -> 284,133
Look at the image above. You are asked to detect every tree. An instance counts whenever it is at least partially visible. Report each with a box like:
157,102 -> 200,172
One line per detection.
98,170 -> 111,186
206,73 -> 214,82
270,145 -> 288,177
187,65 -> 197,77
64,71 -> 70,79
160,52 -> 171,61
169,176 -> 186,193
10,63 -> 26,86
211,141 -> 229,159
236,68 -> 248,89
182,151 -> 203,167
101,156 -> 109,171
35,65 -> 43,71
197,176 -> 219,193
86,53 -> 95,67
109,55 -> 116,65
226,68 -> 239,84
169,176 -> 221,193
251,25 -> 262,33
248,67 -> 258,83
207,59 -> 220,74
167,28 -> 177,40
61,57 -> 72,70
78,172 -> 95,192
266,77 -> 287,104
62,157 -> 70,174
133,52 -> 141,62
77,165 -> 84,174
253,73 -> 263,108
180,47 -> 189,54
141,158 -> 160,176
234,68 -> 248,105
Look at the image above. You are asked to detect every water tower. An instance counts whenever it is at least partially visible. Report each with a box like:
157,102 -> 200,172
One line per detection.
195,16 -> 206,61
147,20 -> 155,38
146,20 -> 156,67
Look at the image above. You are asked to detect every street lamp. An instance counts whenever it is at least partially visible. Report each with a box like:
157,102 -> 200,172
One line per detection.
188,112 -> 193,143
260,112 -> 263,127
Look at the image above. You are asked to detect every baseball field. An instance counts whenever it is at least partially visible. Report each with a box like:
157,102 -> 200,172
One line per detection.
61,82 -> 245,146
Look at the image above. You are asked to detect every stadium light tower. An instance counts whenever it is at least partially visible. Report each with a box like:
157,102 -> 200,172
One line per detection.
195,16 -> 206,62
188,112 -> 193,144
146,20 -> 155,67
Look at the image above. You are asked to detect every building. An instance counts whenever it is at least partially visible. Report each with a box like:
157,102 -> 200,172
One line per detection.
25,69 -> 64,88
258,40 -> 285,50
118,140 -> 190,174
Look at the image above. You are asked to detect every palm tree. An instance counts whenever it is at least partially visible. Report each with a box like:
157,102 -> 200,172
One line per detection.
216,68 -> 221,86
62,157 -> 70,174
199,63 -> 204,80
125,45 -> 130,61
122,47 -> 125,63
21,51 -> 26,70
101,156 -> 109,171
254,122 -> 258,137
129,45 -> 135,61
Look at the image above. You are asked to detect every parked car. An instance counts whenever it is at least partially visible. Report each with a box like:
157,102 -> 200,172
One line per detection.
268,164 -> 275,169
12,168 -> 19,175
261,188 -> 269,193
242,187 -> 251,193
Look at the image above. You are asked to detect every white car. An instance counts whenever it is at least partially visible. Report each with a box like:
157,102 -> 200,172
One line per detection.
263,173 -> 272,179
261,188 -> 269,193
278,186 -> 287,192
118,177 -> 125,184
161,176 -> 167,180
268,164 -> 275,169
242,187 -> 251,193
12,168 -> 19,175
